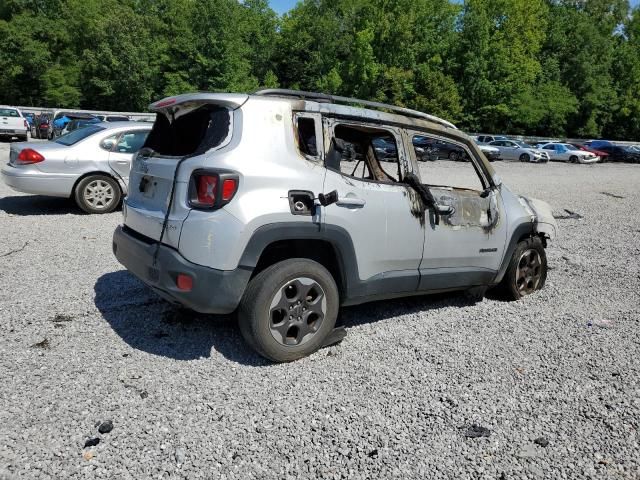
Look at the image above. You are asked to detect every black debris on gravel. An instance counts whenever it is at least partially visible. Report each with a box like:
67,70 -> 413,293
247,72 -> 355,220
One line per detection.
51,313 -> 74,323
534,437 -> 549,447
84,438 -> 100,448
0,241 -> 29,258
463,424 -> 491,438
600,191 -> 625,199
31,338 -> 50,349
98,420 -> 113,434
367,449 -> 379,458
553,209 -> 583,220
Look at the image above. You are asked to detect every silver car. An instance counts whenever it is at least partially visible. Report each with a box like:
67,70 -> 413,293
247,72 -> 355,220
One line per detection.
2,122 -> 150,213
488,139 -> 549,163
539,143 -> 599,164
112,90 -> 557,362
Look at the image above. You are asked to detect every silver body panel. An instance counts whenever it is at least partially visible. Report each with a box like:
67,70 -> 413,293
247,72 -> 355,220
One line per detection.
1,122 -> 151,198
118,92 -> 557,305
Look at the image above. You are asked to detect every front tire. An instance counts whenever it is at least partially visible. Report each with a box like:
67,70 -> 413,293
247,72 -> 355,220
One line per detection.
519,153 -> 530,162
448,151 -> 460,161
74,174 -> 121,214
569,155 -> 579,163
238,259 -> 339,362
498,237 -> 547,300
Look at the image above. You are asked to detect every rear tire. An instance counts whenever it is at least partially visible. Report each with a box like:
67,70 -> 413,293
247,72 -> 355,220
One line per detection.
238,259 -> 339,362
74,174 -> 121,214
497,237 -> 547,300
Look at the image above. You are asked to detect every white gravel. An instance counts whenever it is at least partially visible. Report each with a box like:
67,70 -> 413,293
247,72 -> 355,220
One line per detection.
0,140 -> 639,479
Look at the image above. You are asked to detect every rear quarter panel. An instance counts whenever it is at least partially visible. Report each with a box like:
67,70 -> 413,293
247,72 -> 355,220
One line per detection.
178,98 -> 326,270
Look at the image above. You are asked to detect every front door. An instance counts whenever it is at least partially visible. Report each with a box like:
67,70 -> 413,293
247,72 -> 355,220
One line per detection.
321,119 -> 425,299
406,131 -> 508,291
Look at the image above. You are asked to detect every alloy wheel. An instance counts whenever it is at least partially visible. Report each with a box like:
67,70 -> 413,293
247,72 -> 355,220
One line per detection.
515,249 -> 543,296
269,277 -> 327,347
84,179 -> 115,211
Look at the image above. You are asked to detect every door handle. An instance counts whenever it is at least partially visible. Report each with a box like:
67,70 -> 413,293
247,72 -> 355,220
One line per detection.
336,197 -> 366,207
116,160 -> 129,164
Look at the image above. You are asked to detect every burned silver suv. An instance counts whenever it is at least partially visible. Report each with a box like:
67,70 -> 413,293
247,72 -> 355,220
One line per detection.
112,90 -> 557,362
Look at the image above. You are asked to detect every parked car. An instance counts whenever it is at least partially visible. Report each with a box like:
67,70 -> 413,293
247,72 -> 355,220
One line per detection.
595,145 -> 640,163
52,112 -> 99,138
474,142 -> 501,161
568,143 -> 609,162
539,143 -> 599,164
475,135 -> 509,145
23,113 -> 35,131
34,113 -> 52,139
96,114 -> 130,122
584,140 -> 613,149
488,140 -> 549,162
371,136 -> 398,161
1,122 -> 151,213
0,106 -> 29,141
413,135 -> 468,161
61,117 -> 102,135
111,90 -> 558,362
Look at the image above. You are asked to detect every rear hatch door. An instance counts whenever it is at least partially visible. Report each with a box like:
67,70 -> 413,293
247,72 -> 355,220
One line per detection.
123,93 -> 247,247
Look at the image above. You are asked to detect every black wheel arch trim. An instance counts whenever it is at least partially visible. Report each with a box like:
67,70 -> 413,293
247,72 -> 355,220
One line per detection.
492,221 -> 537,285
238,222 -> 360,300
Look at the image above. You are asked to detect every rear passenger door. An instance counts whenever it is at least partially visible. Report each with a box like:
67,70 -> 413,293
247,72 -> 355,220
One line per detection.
321,118 -> 425,297
107,130 -> 150,183
406,132 -> 508,291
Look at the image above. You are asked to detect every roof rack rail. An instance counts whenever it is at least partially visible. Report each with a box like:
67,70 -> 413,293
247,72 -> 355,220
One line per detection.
252,89 -> 456,129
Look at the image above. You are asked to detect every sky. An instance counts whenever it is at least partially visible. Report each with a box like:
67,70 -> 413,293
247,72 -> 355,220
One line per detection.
268,0 -> 298,15
268,0 -> 639,16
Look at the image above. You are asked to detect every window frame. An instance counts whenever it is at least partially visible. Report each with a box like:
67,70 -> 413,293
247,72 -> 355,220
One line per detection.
405,129 -> 490,192
293,112 -> 324,164
322,118 -> 408,186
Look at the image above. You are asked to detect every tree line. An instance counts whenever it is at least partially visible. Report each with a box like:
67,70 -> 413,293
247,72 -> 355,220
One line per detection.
1,0 -> 639,139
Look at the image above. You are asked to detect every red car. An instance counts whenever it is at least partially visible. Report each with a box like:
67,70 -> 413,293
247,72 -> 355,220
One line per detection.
570,144 -> 609,162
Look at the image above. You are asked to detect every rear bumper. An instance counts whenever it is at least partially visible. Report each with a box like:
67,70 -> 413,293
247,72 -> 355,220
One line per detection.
112,225 -> 251,314
0,128 -> 27,136
1,164 -> 76,197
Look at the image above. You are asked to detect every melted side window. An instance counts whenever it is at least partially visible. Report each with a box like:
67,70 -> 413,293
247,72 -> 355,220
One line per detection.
411,134 -> 484,192
325,123 -> 401,183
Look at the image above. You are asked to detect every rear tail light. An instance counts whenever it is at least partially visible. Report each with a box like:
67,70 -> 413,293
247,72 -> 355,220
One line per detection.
188,170 -> 239,210
23,120 -> 28,129
17,148 -> 45,165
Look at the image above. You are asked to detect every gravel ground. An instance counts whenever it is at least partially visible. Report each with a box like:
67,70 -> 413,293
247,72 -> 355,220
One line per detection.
0,140 -> 639,479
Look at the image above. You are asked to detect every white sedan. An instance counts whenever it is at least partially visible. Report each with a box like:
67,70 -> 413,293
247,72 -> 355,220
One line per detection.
539,143 -> 600,164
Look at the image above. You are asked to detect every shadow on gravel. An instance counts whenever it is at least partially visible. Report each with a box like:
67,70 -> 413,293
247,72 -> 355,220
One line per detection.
0,195 -> 81,216
95,270 -> 478,365
338,292 -> 479,328
94,270 -> 269,366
